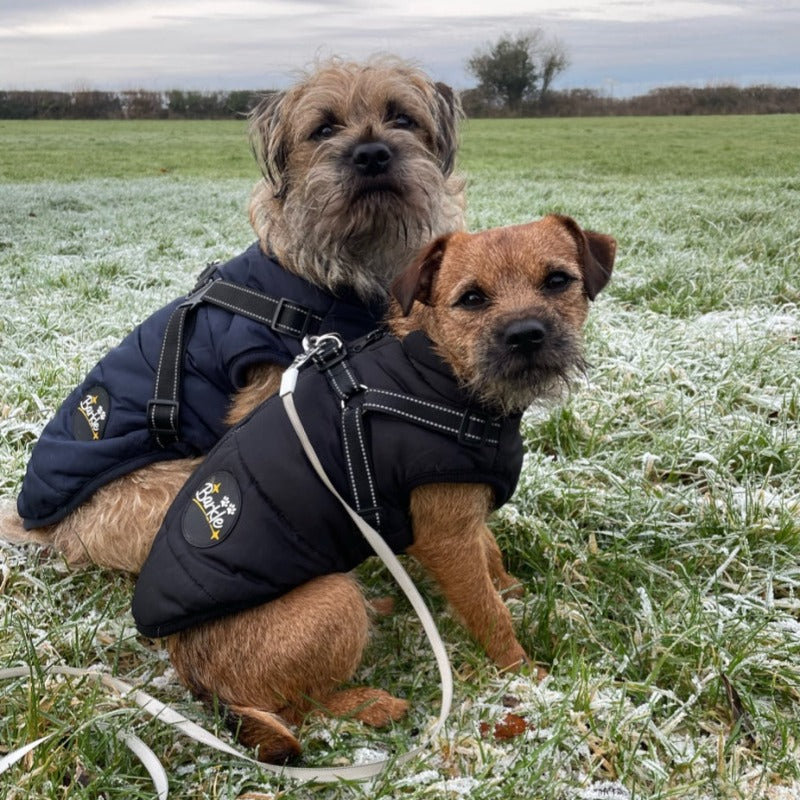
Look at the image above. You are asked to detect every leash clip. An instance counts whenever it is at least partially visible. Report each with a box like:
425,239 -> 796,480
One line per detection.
280,334 -> 344,397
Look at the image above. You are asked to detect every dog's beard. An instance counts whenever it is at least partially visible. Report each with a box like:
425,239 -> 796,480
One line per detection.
469,332 -> 588,416
268,147 -> 464,301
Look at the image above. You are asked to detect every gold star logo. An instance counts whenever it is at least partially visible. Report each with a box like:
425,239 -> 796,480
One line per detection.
213,483 -> 221,493
210,530 -> 220,540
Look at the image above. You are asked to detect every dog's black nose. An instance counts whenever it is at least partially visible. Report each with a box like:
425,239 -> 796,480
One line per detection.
504,319 -> 547,354
353,142 -> 392,176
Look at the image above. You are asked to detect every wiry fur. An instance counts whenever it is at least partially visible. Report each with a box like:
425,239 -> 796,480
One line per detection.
164,215 -> 615,762
0,61 -> 616,766
390,215 -> 615,415
248,56 -> 465,300
168,573 -> 407,763
0,56 -> 465,572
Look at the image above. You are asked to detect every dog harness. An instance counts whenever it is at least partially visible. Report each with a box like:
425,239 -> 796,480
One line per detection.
132,330 -> 523,638
17,244 -> 384,529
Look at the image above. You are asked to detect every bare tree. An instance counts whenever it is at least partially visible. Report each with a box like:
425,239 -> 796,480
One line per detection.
467,29 -> 570,113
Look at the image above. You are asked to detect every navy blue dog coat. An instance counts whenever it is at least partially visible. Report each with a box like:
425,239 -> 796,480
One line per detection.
17,244 -> 383,529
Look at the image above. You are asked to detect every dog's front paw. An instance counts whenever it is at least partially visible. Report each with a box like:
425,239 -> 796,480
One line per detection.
496,649 -> 549,682
498,577 -> 526,600
493,642 -> 531,673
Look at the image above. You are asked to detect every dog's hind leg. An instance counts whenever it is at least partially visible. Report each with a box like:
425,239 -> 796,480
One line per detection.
167,572 -> 407,762
481,527 -> 525,599
226,704 -> 302,763
7,458 -> 202,573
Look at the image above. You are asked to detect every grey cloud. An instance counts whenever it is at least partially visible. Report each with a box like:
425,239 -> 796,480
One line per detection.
1,2 -> 797,95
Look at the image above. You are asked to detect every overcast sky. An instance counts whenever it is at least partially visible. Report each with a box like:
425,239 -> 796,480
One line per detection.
1,1 -> 798,97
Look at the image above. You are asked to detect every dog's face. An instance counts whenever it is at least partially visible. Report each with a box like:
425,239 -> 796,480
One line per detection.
248,57 -> 465,300
390,215 -> 616,414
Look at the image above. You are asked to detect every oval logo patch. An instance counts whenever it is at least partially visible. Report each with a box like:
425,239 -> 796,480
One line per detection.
182,471 -> 241,548
72,386 -> 110,441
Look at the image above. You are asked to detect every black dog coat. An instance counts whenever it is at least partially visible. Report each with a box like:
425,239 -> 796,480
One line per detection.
17,244 -> 383,529
132,331 -> 523,638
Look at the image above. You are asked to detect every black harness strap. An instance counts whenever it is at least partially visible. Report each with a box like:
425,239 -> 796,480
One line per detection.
312,336 -> 501,532
362,389 -> 501,447
148,268 -> 324,448
311,337 -> 382,530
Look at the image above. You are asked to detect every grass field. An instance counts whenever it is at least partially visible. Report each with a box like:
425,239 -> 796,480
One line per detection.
1,115 -> 799,800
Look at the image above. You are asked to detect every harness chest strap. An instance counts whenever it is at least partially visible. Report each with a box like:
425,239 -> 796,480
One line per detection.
311,335 -> 502,531
148,271 -> 325,448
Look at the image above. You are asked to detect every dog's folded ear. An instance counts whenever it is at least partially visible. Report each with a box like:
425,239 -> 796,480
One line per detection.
433,82 -> 464,177
249,90 -> 289,199
551,215 -> 616,301
391,235 -> 451,315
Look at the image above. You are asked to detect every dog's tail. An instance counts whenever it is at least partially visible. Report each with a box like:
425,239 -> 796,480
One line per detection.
0,500 -> 50,548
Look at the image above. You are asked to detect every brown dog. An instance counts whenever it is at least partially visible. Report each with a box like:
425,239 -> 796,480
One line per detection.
1,57 -> 465,572
159,214 -> 616,762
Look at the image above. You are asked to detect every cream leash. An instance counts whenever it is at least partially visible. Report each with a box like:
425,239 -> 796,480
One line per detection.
0,338 -> 454,791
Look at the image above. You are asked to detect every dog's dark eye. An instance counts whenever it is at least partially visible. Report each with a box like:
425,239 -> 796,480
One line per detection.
311,122 -> 336,141
455,288 -> 490,310
544,271 -> 575,292
392,113 -> 415,130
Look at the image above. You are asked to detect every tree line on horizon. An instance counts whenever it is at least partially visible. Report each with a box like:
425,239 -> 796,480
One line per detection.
1,29 -> 797,120
1,83 -> 797,120
460,29 -> 798,116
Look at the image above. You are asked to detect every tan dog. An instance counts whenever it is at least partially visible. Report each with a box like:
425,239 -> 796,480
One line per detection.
161,214 -> 616,762
1,57 -> 465,572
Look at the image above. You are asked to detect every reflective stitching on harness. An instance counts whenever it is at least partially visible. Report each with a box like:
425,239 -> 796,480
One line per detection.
327,370 -> 348,399
152,329 -> 171,445
151,304 -> 190,448
368,388 -> 463,417
204,295 -> 320,336
342,361 -> 360,391
364,403 -> 501,446
365,389 -> 501,445
341,410 -> 359,511
368,389 -> 501,440
171,308 -> 186,428
353,409 -> 380,528
208,296 -> 273,326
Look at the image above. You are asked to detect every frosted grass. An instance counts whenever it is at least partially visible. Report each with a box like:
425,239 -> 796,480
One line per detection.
1,163 -> 800,799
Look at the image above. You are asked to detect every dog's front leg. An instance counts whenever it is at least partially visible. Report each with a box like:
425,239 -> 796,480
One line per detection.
407,483 -> 529,671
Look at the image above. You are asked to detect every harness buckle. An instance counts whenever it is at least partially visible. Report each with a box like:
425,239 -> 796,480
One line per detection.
191,260 -> 221,292
458,411 -> 491,447
182,276 -> 217,309
192,259 -> 222,293
147,399 -> 181,443
271,298 -> 314,338
309,333 -> 346,370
